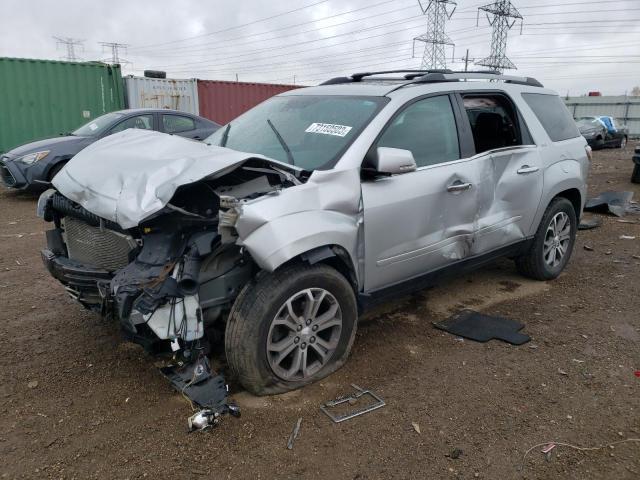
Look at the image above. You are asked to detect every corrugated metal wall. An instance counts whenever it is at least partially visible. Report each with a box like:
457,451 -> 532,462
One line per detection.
197,80 -> 300,124
564,96 -> 640,136
0,58 -> 124,153
124,76 -> 199,115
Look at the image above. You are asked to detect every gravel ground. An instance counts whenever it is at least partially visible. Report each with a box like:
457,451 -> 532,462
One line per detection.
1,144 -> 639,479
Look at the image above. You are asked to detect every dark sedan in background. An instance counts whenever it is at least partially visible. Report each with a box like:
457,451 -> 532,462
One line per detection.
0,109 -> 220,191
576,116 -> 628,150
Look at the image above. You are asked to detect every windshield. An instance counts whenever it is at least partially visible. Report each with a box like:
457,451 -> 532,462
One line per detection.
205,95 -> 386,170
576,118 -> 602,128
72,112 -> 125,136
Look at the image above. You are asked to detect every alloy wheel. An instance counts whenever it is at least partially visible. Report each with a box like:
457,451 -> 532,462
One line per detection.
543,212 -> 571,268
266,288 -> 342,381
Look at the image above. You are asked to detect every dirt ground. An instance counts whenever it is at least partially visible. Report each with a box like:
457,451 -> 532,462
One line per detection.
1,144 -> 639,480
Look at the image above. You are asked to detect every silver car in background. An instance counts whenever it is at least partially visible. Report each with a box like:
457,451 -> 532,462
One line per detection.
39,70 -> 589,396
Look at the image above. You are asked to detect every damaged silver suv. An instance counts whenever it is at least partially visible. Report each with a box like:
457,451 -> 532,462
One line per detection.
38,70 -> 589,396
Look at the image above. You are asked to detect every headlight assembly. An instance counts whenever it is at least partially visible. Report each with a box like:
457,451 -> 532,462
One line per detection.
17,150 -> 50,165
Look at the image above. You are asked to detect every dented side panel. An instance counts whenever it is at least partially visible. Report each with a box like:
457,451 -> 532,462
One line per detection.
471,146 -> 543,255
361,160 -> 480,292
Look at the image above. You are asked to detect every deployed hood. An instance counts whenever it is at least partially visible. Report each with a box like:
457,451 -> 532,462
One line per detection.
52,129 -> 292,229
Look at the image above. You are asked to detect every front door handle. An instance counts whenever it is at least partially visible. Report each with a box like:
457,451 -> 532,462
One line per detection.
447,181 -> 473,193
517,165 -> 539,174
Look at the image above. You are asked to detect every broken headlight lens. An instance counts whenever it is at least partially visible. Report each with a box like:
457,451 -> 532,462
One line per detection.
17,150 -> 50,165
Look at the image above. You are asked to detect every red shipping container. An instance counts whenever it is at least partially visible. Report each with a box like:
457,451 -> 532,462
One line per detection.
197,80 -> 300,125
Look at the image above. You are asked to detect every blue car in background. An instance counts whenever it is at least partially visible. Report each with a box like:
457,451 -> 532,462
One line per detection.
0,109 -> 220,191
576,116 -> 628,150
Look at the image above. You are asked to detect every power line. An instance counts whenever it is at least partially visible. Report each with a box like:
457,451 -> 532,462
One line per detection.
53,36 -> 84,61
131,0 -> 332,51
155,16 -> 429,70
133,0 -> 409,55
99,42 -> 129,65
141,4 -> 420,62
413,1 -> 457,69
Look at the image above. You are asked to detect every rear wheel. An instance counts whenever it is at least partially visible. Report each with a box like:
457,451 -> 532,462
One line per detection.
516,197 -> 577,281
632,164 -> 640,184
225,263 -> 357,395
620,136 -> 628,149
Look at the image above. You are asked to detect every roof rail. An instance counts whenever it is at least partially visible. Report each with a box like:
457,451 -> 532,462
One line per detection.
384,71 -> 544,93
320,69 -> 454,85
320,70 -> 543,89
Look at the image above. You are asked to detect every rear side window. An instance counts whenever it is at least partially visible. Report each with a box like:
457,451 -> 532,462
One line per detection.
163,115 -> 196,133
377,95 -> 460,168
522,93 -> 580,142
462,95 -> 523,154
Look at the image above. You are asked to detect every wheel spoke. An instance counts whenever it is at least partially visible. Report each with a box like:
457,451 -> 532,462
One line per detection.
286,348 -> 303,378
302,289 -> 326,321
557,243 -> 566,258
557,214 -> 568,233
315,318 -> 342,333
309,342 -> 329,363
547,246 -> 556,265
316,336 -> 339,352
274,341 -> 298,366
268,334 -> 295,354
300,348 -> 310,378
313,302 -> 339,328
286,298 -> 302,324
272,315 -> 299,332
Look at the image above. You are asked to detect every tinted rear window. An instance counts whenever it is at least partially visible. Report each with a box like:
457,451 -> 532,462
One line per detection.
521,93 -> 580,142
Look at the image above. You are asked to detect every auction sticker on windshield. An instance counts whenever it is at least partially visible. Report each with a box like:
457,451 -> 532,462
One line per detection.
305,123 -> 353,137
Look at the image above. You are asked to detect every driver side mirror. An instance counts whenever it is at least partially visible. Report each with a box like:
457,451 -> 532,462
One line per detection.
371,147 -> 417,175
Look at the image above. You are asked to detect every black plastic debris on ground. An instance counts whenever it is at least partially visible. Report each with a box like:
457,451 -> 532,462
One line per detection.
434,309 -> 530,345
584,191 -> 634,217
578,217 -> 602,230
160,355 -> 229,410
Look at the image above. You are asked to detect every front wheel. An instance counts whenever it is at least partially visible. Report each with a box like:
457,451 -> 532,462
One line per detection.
225,263 -> 357,395
516,197 -> 577,281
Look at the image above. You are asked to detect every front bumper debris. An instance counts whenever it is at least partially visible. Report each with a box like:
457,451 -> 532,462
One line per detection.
41,248 -> 111,309
161,355 -> 240,431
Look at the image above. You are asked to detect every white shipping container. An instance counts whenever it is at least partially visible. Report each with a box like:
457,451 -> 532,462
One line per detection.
124,76 -> 199,115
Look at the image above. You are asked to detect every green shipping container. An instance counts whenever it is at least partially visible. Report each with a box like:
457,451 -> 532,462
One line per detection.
0,57 -> 124,153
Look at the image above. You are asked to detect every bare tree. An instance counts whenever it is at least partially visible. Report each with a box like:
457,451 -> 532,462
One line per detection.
631,86 -> 640,96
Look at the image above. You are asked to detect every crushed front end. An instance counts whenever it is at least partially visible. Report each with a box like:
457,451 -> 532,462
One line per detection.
36,158 -> 302,413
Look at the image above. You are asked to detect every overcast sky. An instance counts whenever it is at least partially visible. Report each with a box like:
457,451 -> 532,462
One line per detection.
1,0 -> 639,95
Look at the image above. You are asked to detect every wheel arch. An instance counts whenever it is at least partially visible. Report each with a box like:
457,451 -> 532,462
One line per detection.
553,187 -> 582,219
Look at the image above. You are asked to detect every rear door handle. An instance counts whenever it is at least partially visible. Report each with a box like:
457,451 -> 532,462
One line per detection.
447,182 -> 473,192
517,165 -> 539,174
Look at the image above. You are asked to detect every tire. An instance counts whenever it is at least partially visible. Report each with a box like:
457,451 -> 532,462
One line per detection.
516,197 -> 577,281
632,164 -> 640,184
225,262 -> 357,395
47,162 -> 67,182
592,137 -> 604,150
619,136 -> 628,149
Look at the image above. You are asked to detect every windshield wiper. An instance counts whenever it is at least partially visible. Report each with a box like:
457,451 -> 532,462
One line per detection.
220,123 -> 231,147
267,119 -> 295,166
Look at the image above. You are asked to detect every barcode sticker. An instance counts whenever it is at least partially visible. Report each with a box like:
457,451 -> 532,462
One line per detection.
305,123 -> 353,137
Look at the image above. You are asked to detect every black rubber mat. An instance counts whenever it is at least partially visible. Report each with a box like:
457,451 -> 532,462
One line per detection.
584,191 -> 634,217
434,309 -> 530,345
